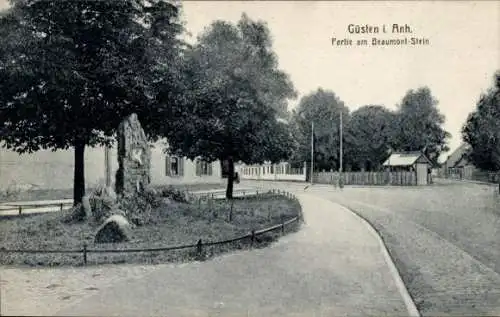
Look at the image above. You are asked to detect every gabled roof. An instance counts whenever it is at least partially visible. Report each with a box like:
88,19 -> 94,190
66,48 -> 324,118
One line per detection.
382,152 -> 431,167
445,143 -> 472,168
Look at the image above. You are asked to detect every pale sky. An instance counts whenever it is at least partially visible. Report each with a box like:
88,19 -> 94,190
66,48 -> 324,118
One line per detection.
1,0 -> 498,160
181,1 -> 499,159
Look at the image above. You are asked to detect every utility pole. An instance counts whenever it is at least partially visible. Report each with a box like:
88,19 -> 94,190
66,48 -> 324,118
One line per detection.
310,121 -> 314,185
339,111 -> 343,173
339,111 -> 344,188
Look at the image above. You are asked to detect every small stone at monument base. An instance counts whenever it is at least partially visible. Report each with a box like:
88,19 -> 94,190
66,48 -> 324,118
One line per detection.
94,214 -> 131,244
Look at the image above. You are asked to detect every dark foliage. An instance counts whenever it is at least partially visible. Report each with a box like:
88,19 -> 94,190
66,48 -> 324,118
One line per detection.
0,0 -> 186,204
462,71 -> 500,172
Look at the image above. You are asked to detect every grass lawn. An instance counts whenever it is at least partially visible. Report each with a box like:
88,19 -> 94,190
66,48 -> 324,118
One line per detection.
0,193 -> 301,266
1,183 -> 226,203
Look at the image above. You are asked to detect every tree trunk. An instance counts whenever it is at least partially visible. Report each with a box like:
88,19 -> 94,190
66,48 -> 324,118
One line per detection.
105,146 -> 112,187
225,156 -> 234,200
73,141 -> 86,206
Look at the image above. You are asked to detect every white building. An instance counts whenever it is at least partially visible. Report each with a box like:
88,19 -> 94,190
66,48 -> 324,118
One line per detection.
0,140 -> 223,190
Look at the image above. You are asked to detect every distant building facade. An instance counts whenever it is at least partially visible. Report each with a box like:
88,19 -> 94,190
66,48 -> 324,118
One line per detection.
441,143 -> 499,183
0,140 -> 223,190
442,143 -> 478,180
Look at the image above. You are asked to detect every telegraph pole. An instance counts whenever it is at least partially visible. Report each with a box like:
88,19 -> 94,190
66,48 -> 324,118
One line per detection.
339,111 -> 344,188
310,121 -> 314,185
339,111 -> 343,173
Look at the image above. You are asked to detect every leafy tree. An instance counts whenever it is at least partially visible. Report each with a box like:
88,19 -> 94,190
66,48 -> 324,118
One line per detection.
392,87 -> 450,164
0,0 -> 185,205
345,105 -> 396,171
462,71 -> 500,172
290,88 -> 348,173
162,14 -> 297,199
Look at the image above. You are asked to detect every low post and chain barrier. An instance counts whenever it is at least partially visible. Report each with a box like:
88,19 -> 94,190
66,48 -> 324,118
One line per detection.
0,189 -> 301,266
0,201 -> 73,216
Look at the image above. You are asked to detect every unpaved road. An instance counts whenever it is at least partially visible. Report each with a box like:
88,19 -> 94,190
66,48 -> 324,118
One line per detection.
249,180 -> 500,316
2,194 -> 408,317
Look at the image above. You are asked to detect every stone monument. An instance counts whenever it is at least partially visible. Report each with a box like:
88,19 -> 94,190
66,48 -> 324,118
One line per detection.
115,113 -> 151,197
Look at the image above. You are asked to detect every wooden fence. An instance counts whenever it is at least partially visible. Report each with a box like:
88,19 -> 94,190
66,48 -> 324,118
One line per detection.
0,201 -> 73,216
314,171 -> 417,186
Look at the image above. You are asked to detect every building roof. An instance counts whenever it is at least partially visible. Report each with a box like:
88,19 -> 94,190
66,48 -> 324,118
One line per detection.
445,143 -> 472,168
382,152 -> 431,167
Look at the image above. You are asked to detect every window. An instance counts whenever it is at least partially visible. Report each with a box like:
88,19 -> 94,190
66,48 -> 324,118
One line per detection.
196,159 -> 213,176
166,156 -> 183,176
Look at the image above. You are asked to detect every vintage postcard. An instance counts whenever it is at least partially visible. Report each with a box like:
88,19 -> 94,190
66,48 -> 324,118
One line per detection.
0,1 -> 499,316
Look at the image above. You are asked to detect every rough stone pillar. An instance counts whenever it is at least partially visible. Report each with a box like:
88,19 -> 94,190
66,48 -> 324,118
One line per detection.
115,113 -> 151,196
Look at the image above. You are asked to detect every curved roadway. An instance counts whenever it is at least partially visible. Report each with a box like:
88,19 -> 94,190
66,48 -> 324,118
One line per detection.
252,179 -> 500,316
54,194 -> 408,316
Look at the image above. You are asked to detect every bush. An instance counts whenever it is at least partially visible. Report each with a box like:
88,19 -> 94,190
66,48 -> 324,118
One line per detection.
117,186 -> 162,219
158,185 -> 189,203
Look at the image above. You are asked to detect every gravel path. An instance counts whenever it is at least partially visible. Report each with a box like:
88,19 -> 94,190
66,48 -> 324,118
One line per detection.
44,194 -> 408,316
0,264 -> 162,316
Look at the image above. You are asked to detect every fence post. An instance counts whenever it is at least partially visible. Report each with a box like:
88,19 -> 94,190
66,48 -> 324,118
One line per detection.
196,239 -> 203,256
60,203 -> 63,211
18,206 -> 22,215
250,230 -> 255,247
83,243 -> 88,265
281,215 -> 285,235
229,199 -> 234,222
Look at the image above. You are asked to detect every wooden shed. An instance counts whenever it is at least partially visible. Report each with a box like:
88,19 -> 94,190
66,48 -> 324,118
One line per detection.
382,152 -> 432,185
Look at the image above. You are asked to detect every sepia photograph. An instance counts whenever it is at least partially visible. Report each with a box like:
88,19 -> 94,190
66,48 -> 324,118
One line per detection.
0,0 -> 499,316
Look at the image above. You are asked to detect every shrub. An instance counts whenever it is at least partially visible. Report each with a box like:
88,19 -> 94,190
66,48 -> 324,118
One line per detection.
158,185 -> 189,203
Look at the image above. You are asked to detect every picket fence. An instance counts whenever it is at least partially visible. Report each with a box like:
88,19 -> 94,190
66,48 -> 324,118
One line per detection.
314,171 -> 417,186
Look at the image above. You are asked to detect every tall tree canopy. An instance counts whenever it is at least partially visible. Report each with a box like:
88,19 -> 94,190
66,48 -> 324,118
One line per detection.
0,0 -> 186,204
391,87 -> 450,164
345,105 -> 396,171
290,88 -> 348,172
163,14 -> 297,198
462,71 -> 500,172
